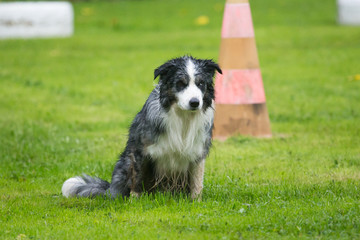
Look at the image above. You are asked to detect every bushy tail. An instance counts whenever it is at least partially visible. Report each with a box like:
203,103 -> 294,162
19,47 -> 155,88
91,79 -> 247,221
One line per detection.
62,174 -> 110,198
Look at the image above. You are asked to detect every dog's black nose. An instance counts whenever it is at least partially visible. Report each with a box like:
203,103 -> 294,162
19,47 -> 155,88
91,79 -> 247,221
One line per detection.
189,98 -> 200,109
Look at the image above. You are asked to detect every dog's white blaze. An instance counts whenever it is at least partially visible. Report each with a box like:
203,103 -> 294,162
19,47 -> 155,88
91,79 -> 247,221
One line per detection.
176,59 -> 203,110
186,58 -> 196,81
62,177 -> 86,198
146,103 -> 214,175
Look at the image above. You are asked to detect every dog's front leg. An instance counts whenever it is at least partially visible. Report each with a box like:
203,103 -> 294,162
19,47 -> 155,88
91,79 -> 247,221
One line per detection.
189,159 -> 205,200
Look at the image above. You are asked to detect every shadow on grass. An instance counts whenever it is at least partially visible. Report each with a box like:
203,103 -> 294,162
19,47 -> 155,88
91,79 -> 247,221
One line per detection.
59,191 -> 193,211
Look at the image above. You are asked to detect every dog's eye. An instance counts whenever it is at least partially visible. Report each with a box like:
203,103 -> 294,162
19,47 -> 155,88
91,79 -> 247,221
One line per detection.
176,81 -> 187,90
197,81 -> 205,88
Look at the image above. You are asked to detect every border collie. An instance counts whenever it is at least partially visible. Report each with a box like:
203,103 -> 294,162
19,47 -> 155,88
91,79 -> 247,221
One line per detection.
62,56 -> 221,200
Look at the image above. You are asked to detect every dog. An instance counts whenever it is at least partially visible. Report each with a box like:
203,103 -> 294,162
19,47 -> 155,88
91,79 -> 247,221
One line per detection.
62,56 -> 222,200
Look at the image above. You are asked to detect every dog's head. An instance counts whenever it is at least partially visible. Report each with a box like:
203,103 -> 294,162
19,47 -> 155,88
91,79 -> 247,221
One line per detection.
154,56 -> 222,111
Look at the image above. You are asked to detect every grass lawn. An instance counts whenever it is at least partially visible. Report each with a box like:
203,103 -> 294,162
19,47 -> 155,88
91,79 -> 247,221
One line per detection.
1,0 -> 360,239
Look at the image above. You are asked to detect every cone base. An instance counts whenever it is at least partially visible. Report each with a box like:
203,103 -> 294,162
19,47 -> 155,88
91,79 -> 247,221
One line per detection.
213,103 -> 271,140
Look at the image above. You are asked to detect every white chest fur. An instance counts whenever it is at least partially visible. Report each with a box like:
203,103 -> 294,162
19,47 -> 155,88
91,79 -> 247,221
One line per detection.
146,106 -> 213,175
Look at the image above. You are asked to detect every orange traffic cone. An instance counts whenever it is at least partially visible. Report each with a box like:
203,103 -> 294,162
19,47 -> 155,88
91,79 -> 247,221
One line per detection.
213,0 -> 271,140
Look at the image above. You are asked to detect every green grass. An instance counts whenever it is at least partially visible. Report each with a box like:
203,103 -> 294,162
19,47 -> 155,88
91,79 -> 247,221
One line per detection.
1,0 -> 360,239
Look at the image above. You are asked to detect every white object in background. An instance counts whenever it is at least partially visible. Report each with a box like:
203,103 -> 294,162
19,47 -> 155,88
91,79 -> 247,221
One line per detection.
0,2 -> 74,39
337,0 -> 360,25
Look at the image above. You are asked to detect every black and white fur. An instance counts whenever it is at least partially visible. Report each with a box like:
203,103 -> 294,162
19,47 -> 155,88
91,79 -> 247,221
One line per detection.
62,56 -> 222,199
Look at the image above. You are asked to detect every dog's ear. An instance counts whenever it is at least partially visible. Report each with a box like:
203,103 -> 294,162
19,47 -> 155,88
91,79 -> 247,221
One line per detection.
154,61 -> 175,80
204,60 -> 222,75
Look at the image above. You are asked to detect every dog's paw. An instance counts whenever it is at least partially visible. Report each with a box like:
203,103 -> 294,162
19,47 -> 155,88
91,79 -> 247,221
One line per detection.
130,190 -> 141,198
191,192 -> 202,202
